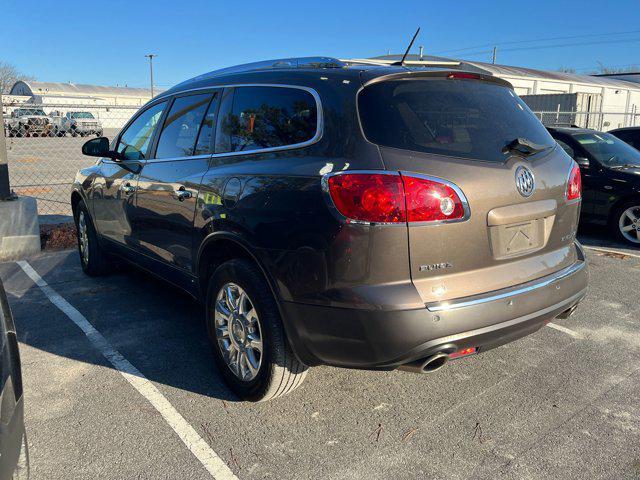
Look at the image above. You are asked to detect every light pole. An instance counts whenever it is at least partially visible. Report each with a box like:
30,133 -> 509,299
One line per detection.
145,54 -> 156,97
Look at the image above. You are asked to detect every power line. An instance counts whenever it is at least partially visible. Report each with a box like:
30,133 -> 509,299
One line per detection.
458,37 -> 640,59
434,29 -> 640,55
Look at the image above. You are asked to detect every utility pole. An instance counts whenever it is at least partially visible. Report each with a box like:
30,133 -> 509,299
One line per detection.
419,45 -> 424,60
145,54 -> 156,97
0,95 -> 11,201
492,46 -> 498,65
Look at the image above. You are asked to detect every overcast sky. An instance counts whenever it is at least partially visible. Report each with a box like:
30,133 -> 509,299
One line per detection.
2,0 -> 639,89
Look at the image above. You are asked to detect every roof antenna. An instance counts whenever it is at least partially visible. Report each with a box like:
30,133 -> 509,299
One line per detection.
393,27 -> 421,66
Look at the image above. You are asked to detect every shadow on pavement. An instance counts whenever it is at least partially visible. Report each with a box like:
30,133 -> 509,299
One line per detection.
2,250 -> 240,402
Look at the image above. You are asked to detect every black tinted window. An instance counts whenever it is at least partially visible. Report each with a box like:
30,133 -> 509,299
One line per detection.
358,78 -> 555,162
218,86 -> 317,153
611,130 -> 639,149
194,93 -> 220,156
573,132 -> 640,167
156,93 -> 212,159
117,102 -> 166,161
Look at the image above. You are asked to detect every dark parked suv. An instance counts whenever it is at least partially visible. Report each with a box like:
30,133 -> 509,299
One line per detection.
73,57 -> 588,401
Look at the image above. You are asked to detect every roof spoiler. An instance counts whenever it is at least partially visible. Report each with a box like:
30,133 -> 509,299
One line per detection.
361,70 -> 514,89
341,58 -> 461,67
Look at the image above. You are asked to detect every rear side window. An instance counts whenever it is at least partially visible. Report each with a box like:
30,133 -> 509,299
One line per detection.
358,78 -> 555,162
217,86 -> 318,153
156,93 -> 212,159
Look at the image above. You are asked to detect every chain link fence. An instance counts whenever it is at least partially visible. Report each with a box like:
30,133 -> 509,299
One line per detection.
1,100 -> 639,221
2,102 -> 138,219
532,110 -> 640,131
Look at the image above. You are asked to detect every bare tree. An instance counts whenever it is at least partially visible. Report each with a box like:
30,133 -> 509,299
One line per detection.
594,62 -> 639,75
556,66 -> 576,74
0,62 -> 36,94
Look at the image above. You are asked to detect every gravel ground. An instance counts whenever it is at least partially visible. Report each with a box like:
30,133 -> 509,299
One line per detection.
0,234 -> 638,479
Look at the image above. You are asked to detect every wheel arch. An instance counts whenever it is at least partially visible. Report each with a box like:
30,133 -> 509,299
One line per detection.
196,232 -> 305,363
196,232 -> 282,303
70,189 -> 83,218
608,193 -> 640,224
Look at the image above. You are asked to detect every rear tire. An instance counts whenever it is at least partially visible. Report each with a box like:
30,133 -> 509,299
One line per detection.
612,201 -> 640,246
74,200 -> 109,276
206,259 -> 308,401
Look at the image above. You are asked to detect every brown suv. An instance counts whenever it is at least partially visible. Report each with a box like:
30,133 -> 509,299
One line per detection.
73,57 -> 588,401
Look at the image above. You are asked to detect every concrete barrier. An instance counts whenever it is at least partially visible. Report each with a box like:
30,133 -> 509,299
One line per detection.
0,196 -> 41,261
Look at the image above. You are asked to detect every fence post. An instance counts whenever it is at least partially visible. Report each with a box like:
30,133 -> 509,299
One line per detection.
0,95 -> 12,201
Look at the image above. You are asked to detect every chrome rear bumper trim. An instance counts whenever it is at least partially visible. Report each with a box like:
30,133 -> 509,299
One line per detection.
426,257 -> 586,313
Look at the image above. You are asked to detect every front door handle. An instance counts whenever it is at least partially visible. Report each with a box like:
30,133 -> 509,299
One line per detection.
121,183 -> 136,195
174,186 -> 192,201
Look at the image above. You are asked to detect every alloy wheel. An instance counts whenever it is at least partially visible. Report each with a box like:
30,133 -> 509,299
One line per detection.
78,211 -> 90,265
214,283 -> 264,381
618,205 -> 640,244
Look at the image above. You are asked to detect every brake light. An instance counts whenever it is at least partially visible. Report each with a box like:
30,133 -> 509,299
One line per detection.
566,163 -> 582,201
327,173 -> 406,223
402,175 -> 466,222
447,72 -> 482,80
326,173 -> 466,224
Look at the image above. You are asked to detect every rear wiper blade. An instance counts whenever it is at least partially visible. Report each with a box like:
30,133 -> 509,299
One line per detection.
502,138 -> 550,156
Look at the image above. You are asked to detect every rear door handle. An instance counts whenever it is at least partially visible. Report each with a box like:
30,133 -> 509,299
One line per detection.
174,186 -> 192,201
121,183 -> 136,195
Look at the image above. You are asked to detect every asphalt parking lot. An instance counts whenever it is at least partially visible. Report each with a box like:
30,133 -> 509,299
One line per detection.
1,231 -> 639,479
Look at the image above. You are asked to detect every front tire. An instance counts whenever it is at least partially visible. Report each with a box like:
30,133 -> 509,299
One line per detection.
74,201 -> 109,276
613,202 -> 640,246
206,259 -> 308,401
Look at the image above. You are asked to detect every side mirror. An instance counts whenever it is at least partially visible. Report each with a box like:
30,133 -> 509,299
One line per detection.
575,156 -> 590,168
81,137 -> 119,160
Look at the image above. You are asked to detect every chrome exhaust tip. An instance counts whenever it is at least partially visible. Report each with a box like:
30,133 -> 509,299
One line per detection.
398,352 -> 449,374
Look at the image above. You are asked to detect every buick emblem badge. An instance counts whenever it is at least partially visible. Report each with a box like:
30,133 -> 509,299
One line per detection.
515,165 -> 535,198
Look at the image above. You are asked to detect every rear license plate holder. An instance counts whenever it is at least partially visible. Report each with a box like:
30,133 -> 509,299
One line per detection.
489,218 -> 545,259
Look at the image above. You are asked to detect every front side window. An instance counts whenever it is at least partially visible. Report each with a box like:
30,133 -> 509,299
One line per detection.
573,132 -> 640,168
218,86 -> 318,153
156,93 -> 212,159
117,102 -> 166,161
358,78 -> 555,162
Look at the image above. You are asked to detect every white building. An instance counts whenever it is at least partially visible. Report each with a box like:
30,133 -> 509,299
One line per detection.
3,81 -> 161,129
373,55 -> 640,131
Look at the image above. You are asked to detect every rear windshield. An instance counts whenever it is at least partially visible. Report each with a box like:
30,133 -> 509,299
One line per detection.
70,112 -> 94,119
358,78 -> 555,162
573,132 -> 640,168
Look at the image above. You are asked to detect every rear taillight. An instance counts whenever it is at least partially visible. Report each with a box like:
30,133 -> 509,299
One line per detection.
326,173 -> 406,223
326,172 -> 467,224
566,163 -> 582,201
402,175 -> 466,222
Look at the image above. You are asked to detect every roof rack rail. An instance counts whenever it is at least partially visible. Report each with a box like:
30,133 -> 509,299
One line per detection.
341,58 -> 462,67
197,57 -> 346,79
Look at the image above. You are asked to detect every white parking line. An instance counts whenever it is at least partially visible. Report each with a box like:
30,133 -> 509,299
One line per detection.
547,322 -> 584,339
582,246 -> 640,259
17,260 -> 238,480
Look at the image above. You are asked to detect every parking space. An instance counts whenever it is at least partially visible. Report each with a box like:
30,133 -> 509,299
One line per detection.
1,240 -> 639,479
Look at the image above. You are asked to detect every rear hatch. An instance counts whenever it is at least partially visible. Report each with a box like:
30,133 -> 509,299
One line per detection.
358,71 -> 581,304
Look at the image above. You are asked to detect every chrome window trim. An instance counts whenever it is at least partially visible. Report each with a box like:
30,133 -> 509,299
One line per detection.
143,154 -> 212,164
320,170 -> 470,227
153,84 -> 323,158
426,256 -> 586,312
